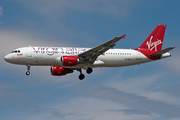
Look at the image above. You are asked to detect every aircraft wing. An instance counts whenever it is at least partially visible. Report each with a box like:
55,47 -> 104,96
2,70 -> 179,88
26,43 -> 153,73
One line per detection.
78,34 -> 126,64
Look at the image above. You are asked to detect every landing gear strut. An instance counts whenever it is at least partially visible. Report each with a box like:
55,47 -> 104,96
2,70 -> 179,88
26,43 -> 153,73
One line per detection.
26,65 -> 30,75
77,69 -> 85,80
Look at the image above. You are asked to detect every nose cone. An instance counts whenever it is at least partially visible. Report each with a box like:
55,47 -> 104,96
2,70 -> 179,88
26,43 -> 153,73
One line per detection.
4,54 -> 13,63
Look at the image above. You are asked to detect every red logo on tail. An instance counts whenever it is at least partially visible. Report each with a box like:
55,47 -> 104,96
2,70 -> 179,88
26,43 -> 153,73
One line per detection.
146,36 -> 162,51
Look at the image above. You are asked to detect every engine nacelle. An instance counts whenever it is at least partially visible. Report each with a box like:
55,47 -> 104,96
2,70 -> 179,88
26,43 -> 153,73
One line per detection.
61,56 -> 79,66
51,66 -> 73,76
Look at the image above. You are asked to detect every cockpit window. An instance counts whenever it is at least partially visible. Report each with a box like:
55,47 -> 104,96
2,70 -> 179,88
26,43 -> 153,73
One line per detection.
11,50 -> 20,53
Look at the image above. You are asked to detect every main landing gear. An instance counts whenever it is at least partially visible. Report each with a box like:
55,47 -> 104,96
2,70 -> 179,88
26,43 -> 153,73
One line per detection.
86,67 -> 93,74
26,65 -> 30,75
78,67 -> 93,80
79,74 -> 85,80
78,68 -> 85,80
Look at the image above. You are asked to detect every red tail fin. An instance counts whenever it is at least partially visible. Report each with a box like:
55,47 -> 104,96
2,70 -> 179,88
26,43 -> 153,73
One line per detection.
138,25 -> 166,52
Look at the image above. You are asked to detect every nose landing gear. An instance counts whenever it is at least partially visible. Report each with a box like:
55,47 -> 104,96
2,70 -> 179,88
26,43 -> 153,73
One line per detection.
26,65 -> 30,75
26,71 -> 30,75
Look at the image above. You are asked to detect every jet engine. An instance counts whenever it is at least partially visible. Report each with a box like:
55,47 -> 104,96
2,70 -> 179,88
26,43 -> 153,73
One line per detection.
61,56 -> 79,66
51,66 -> 73,76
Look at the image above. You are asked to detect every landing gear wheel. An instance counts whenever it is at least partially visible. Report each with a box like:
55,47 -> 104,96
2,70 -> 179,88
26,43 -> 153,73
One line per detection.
26,71 -> 30,75
79,74 -> 85,80
86,67 -> 93,74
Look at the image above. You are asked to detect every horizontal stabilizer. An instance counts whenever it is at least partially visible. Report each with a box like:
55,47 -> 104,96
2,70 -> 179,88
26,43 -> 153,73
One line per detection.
150,47 -> 175,56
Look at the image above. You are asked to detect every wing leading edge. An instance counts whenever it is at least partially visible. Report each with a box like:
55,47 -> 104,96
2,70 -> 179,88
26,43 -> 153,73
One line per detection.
78,34 -> 126,64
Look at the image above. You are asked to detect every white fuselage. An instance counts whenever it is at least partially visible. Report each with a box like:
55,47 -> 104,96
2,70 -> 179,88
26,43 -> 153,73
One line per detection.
4,46 -> 170,69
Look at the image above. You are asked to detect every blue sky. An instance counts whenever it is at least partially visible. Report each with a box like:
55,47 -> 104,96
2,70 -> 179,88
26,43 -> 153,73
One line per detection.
0,0 -> 180,120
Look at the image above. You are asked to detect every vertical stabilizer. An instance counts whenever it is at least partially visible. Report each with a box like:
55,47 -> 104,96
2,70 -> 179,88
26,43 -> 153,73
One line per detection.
138,25 -> 166,52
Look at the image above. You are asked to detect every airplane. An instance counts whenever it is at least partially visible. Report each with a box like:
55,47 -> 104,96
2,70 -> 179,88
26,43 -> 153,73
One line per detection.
4,25 -> 175,80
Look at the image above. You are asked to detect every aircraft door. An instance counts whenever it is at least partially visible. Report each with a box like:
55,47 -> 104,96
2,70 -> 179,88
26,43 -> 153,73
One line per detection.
26,47 -> 32,57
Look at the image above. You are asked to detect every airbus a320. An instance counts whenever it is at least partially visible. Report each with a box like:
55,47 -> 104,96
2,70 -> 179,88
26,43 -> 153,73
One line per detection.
4,25 -> 175,80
